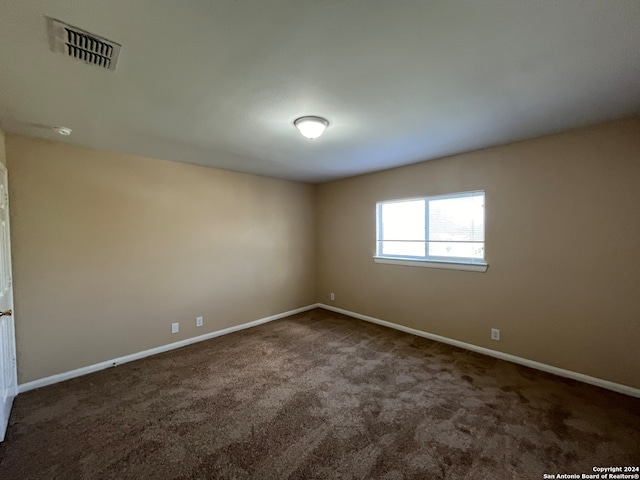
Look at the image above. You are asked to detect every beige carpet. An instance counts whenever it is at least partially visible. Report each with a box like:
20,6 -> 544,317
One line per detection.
1,308 -> 638,479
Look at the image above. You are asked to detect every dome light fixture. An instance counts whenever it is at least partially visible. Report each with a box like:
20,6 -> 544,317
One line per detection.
294,116 -> 329,139
54,126 -> 72,136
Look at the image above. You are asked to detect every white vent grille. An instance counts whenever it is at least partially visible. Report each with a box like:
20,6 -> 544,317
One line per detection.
48,18 -> 121,71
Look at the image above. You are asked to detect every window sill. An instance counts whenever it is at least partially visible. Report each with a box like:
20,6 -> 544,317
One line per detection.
373,256 -> 488,272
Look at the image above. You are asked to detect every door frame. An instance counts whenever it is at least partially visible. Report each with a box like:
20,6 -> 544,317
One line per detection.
0,161 -> 17,442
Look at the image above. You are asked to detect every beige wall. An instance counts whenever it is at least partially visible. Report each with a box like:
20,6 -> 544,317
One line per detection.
317,117 -> 640,389
7,135 -> 316,383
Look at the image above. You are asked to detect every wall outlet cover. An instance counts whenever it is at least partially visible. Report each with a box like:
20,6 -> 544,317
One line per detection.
196,316 -> 203,327
171,322 -> 179,334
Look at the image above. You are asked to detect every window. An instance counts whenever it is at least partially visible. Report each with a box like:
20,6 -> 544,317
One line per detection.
375,191 -> 487,272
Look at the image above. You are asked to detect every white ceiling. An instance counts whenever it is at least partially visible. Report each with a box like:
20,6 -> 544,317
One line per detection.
1,1 -> 639,183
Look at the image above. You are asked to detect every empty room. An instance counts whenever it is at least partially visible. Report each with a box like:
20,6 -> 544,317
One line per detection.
0,1 -> 639,479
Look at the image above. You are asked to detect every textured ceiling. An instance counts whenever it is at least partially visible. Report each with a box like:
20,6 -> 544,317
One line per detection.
1,1 -> 639,183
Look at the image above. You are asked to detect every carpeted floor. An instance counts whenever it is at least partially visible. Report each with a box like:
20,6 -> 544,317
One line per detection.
1,308 -> 638,479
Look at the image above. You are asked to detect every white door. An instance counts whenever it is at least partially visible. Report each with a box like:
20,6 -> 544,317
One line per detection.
0,162 -> 16,442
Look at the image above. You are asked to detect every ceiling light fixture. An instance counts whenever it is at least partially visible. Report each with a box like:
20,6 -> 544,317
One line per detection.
294,116 -> 329,139
54,126 -> 72,136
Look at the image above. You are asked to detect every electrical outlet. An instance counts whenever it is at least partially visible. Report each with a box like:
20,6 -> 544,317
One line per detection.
171,322 -> 179,334
330,292 -> 335,301
196,316 -> 203,327
491,328 -> 500,341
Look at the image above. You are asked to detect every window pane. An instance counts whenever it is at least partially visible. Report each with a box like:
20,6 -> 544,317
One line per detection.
381,241 -> 425,257
377,192 -> 485,263
429,194 -> 484,242
428,242 -> 485,259
380,200 -> 425,241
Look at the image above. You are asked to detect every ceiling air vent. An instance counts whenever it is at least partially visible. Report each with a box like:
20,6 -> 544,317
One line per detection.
48,18 -> 121,71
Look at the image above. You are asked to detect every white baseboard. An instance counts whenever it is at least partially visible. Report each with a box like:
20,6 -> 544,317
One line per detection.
19,304 -> 319,394
317,303 -> 640,398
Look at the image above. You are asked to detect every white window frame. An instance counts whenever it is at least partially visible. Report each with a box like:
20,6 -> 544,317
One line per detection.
374,191 -> 488,272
